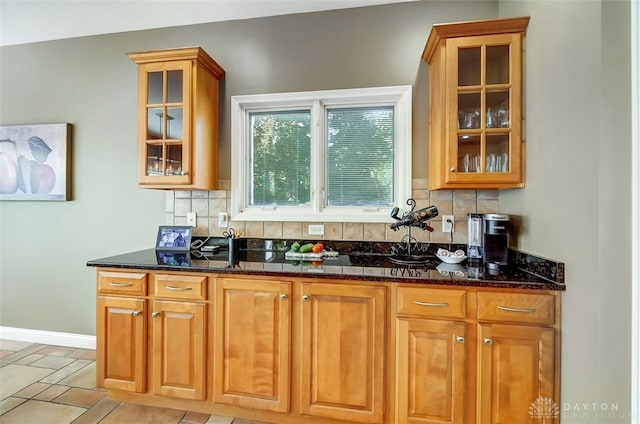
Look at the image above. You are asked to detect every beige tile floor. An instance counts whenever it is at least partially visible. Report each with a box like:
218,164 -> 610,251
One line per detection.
0,339 -> 266,424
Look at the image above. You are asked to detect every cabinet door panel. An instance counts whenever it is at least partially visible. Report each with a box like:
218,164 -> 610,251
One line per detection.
151,300 -> 206,400
300,283 -> 385,423
478,324 -> 556,424
396,318 -> 466,424
214,278 -> 291,412
138,60 -> 192,185
96,296 -> 146,393
424,18 -> 528,189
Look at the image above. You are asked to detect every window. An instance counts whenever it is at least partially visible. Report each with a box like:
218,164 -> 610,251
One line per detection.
231,86 -> 412,222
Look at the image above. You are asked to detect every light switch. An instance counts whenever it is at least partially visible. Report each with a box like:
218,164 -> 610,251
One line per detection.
218,212 -> 229,228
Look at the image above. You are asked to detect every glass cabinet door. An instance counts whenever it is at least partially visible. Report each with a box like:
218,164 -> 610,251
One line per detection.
450,34 -> 519,178
141,63 -> 190,180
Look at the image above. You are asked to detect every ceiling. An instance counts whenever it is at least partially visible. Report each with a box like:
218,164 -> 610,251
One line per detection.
0,0 -> 418,47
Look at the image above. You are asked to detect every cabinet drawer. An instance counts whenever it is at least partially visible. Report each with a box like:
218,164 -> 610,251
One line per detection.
98,271 -> 147,296
397,287 -> 466,319
477,292 -> 556,325
153,274 -> 207,300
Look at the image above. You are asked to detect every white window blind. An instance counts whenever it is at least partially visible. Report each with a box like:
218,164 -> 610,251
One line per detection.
326,106 -> 394,207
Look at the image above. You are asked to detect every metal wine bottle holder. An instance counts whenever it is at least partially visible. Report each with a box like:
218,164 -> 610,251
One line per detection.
389,198 -> 438,264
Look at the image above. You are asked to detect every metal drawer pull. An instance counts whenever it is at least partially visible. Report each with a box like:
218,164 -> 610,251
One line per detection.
483,337 -> 492,345
456,336 -> 465,343
280,294 -> 288,300
151,312 -> 160,318
302,295 -> 310,301
414,301 -> 449,307
132,310 -> 141,317
166,286 -> 193,291
109,282 -> 133,287
497,305 -> 537,313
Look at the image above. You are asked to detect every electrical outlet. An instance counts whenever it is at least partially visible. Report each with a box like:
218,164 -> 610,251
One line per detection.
218,212 -> 229,228
442,215 -> 454,233
308,224 -> 325,236
186,212 -> 197,227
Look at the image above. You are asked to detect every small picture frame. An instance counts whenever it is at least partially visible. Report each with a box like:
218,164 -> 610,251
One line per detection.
156,226 -> 192,251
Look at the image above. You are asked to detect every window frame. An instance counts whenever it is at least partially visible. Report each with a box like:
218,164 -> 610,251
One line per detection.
230,85 -> 412,223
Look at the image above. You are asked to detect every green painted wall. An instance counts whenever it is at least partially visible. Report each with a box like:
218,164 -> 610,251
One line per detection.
499,0 -> 632,421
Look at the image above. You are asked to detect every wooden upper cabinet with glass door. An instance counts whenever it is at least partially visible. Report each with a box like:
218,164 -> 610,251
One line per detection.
127,47 -> 225,189
423,17 -> 529,190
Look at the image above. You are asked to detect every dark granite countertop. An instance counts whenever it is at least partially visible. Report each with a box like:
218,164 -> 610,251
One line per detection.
87,239 -> 565,291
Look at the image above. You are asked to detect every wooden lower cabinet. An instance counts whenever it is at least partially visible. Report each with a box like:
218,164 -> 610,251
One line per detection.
478,323 -> 556,424
96,269 -> 561,424
394,286 -> 560,424
151,299 -> 207,400
96,296 -> 147,393
300,282 -> 386,423
213,277 -> 291,412
396,318 -> 467,424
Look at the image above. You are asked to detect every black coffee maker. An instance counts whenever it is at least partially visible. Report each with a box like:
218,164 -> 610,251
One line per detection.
483,213 -> 510,269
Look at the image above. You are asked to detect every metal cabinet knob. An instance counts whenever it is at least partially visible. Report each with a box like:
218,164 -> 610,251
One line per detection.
151,311 -> 160,318
483,337 -> 493,345
280,294 -> 288,300
302,295 -> 310,301
450,167 -> 456,172
132,310 -> 141,317
456,335 -> 465,344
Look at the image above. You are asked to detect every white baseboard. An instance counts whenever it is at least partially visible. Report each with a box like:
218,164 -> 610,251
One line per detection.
0,326 -> 96,350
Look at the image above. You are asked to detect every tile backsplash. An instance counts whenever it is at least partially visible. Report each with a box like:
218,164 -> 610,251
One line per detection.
166,179 -> 499,243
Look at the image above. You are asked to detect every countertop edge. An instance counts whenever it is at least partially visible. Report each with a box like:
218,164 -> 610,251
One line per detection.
87,254 -> 565,292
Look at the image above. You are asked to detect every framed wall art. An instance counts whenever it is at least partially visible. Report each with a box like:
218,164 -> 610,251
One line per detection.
0,123 -> 72,201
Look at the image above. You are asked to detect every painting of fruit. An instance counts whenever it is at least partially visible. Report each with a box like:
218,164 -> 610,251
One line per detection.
0,123 -> 71,201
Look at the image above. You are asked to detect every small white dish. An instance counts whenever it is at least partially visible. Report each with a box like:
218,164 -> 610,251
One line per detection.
436,252 -> 467,264
436,262 -> 466,276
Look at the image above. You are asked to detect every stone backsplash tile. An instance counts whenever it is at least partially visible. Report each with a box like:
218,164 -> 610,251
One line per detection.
264,221 -> 284,238
165,180 -> 500,243
477,190 -> 499,199
412,189 -> 429,200
453,197 -> 476,220
364,223 -> 386,241
192,198 -> 209,217
477,199 -> 499,214
174,198 -> 192,217
283,222 -> 303,238
208,198 -> 226,216
343,223 -> 364,240
412,178 -> 429,190
429,189 -> 453,200
322,223 -> 343,239
245,221 -> 263,238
